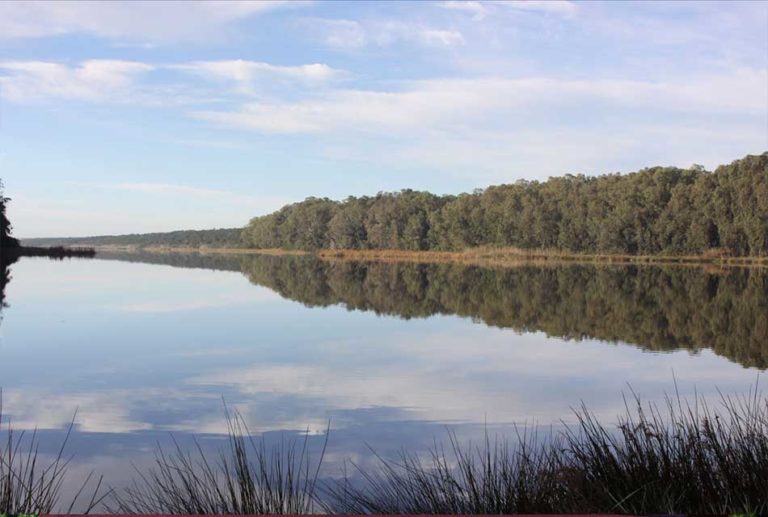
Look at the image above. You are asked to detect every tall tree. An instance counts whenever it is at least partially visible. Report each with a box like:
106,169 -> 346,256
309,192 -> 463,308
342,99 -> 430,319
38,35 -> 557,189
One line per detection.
0,180 -> 20,250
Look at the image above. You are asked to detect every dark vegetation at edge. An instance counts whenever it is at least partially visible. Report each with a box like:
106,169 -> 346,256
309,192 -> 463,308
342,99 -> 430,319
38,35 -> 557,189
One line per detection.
0,181 -> 95,261
5,387 -> 768,514
21,153 -> 768,258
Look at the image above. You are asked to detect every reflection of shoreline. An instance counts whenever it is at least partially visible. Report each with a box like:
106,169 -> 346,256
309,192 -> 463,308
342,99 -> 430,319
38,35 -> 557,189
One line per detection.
0,250 -> 18,310
84,244 -> 767,268
3,245 -> 96,259
93,251 -> 768,370
318,247 -> 768,268
3,256 -> 760,453
240,257 -> 768,370
0,246 -> 96,318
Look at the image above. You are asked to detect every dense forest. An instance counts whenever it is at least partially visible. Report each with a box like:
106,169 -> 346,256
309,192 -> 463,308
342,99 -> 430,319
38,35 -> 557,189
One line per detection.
23,227 -> 242,249
242,153 -> 768,256
96,250 -> 768,370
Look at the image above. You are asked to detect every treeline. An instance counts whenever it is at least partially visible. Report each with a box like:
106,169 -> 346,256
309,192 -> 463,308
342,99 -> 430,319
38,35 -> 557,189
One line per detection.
96,249 -> 244,272
23,228 -> 243,249
242,153 -> 768,256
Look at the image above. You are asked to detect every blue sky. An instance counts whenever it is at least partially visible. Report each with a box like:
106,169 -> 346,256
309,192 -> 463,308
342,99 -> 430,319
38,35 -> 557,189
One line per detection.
0,1 -> 765,237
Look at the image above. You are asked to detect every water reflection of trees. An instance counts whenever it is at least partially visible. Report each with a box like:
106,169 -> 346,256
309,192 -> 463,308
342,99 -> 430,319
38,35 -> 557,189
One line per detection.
0,253 -> 18,313
0,252 -> 95,322
98,252 -> 768,369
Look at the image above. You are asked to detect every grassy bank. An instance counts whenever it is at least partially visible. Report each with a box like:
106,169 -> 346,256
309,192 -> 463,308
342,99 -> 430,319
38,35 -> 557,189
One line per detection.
318,246 -> 768,267
108,411 -> 327,515
93,244 -> 768,267
323,387 -> 768,514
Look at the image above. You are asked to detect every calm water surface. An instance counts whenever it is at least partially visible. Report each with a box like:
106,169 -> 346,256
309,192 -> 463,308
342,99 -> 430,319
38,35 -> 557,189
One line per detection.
0,252 -> 765,496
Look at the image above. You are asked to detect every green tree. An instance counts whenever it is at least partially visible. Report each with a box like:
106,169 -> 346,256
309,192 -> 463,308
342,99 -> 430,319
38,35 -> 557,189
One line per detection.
0,180 -> 20,249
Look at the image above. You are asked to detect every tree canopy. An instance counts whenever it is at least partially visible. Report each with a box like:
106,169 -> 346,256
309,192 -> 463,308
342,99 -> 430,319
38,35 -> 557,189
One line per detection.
0,180 -> 20,249
23,228 -> 242,249
242,153 -> 768,256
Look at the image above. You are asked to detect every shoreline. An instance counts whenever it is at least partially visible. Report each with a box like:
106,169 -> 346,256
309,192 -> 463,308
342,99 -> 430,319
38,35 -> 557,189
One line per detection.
1,245 -> 96,259
316,247 -> 768,267
89,244 -> 768,268
90,244 -> 309,256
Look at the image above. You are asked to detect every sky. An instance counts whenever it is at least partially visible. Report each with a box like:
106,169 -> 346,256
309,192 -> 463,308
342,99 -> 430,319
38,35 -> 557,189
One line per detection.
0,1 -> 765,238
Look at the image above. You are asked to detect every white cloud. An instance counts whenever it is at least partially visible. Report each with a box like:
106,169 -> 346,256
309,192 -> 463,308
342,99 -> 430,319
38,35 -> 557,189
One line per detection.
312,19 -> 367,49
0,58 -> 342,103
440,0 -> 577,19
192,70 -> 767,135
189,69 -> 765,182
193,86 -> 485,133
0,56 -> 763,188
1,389 -> 154,433
0,1 -> 300,42
495,0 -> 577,17
0,59 -> 154,102
307,18 -> 465,49
174,60 -> 343,96
420,28 -> 466,47
181,61 -> 339,82
439,1 -> 488,20
187,330 -> 758,427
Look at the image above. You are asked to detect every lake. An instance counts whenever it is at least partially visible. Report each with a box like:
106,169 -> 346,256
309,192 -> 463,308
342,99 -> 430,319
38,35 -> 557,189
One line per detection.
0,252 -> 765,501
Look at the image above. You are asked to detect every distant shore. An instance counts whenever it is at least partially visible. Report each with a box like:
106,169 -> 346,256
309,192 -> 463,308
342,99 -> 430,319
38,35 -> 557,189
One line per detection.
1,245 -> 97,260
89,244 -> 308,256
89,244 -> 768,267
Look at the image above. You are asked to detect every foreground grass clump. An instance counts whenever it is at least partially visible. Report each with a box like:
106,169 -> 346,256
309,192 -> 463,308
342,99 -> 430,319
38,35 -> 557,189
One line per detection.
323,388 -> 768,514
323,429 -> 568,514
563,390 -> 768,514
108,409 -> 327,515
0,405 -> 106,515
